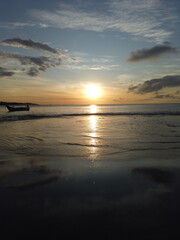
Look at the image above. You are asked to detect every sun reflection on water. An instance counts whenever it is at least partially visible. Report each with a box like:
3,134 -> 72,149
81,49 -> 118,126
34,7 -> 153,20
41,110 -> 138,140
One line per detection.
89,104 -> 97,114
88,105 -> 99,160
89,115 -> 97,132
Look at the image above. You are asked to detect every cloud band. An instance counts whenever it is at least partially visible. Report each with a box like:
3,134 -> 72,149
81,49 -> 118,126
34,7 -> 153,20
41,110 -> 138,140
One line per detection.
127,45 -> 177,62
0,37 -> 63,55
128,75 -> 180,94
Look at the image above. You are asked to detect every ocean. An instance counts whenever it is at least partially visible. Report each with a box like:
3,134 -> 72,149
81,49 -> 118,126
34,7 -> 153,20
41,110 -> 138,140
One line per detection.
0,104 -> 180,239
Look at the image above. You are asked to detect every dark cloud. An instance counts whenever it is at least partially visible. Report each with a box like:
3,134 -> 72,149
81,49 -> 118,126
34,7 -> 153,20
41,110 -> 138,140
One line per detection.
27,67 -> 40,77
128,75 -> 180,94
0,51 -> 62,77
154,94 -> 180,99
127,44 -> 177,62
0,38 -> 70,77
0,37 -> 63,55
0,67 -> 15,78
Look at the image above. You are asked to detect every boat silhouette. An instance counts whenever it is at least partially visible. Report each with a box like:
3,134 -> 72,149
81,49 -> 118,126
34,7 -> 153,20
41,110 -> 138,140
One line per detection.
6,104 -> 30,112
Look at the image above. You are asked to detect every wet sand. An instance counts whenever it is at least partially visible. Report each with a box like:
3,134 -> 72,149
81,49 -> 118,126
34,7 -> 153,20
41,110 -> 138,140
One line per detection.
0,106 -> 180,239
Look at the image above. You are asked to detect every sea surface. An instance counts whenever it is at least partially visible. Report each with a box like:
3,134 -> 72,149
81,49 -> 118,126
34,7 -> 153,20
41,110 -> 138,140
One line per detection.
0,104 -> 180,239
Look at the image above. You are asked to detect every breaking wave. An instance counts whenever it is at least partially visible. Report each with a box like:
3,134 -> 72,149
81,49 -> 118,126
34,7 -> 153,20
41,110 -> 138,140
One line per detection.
0,111 -> 180,123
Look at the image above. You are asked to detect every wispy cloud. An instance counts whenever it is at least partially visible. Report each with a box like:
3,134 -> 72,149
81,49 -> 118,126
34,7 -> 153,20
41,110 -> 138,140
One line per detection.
0,21 -> 48,29
30,0 -> 178,42
128,75 -> 180,94
0,37 -> 64,55
64,64 -> 118,71
117,74 -> 133,82
127,44 -> 177,62
114,74 -> 134,88
64,51 -> 119,70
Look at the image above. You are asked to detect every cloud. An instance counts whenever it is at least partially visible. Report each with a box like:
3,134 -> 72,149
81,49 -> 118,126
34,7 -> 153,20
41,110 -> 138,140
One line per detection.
127,44 -> 177,62
153,94 -> 180,99
27,67 -> 40,77
128,75 -> 180,94
64,52 -> 118,70
0,37 -> 64,55
0,51 -> 61,68
0,67 -> 15,78
0,50 -> 62,77
0,22 -> 46,29
0,38 -> 70,77
30,0 -> 178,43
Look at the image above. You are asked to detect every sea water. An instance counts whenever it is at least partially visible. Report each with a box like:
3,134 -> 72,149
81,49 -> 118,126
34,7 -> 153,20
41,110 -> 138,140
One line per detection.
0,104 -> 180,239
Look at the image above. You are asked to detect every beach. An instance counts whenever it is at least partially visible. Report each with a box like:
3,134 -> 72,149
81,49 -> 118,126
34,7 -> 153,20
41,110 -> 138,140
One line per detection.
0,104 -> 180,239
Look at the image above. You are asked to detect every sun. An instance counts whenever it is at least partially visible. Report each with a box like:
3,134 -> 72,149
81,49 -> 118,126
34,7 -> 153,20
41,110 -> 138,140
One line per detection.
85,84 -> 102,99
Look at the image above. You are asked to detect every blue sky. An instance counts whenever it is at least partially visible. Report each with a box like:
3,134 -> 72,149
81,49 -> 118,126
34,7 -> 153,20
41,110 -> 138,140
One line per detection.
0,0 -> 180,104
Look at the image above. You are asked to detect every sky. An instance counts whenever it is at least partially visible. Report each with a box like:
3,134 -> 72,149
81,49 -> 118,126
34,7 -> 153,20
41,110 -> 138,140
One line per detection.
0,0 -> 180,105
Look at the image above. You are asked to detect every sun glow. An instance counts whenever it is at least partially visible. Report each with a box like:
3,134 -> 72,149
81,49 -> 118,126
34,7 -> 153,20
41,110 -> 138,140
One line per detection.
85,84 -> 102,99
89,104 -> 97,114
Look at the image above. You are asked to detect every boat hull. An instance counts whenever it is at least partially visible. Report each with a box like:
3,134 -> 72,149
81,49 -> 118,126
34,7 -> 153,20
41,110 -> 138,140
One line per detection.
6,105 -> 30,112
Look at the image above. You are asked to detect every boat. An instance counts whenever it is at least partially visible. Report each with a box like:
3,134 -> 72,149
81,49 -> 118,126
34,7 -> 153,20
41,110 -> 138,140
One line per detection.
6,104 -> 30,112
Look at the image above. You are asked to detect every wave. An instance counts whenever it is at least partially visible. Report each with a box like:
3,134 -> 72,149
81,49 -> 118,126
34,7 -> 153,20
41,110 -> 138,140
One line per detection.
62,142 -> 110,147
0,111 -> 180,122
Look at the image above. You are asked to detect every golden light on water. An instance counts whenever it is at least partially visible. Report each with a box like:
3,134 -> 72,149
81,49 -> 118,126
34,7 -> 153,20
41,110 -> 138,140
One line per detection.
85,84 -> 102,99
89,116 -> 98,157
89,115 -> 97,132
88,106 -> 98,159
89,104 -> 97,114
